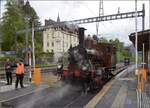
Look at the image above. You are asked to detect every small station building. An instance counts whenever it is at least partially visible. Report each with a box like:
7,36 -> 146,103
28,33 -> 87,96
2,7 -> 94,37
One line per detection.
129,29 -> 150,70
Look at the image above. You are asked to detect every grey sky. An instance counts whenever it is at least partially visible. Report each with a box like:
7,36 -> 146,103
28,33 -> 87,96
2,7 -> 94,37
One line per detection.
1,0 -> 150,45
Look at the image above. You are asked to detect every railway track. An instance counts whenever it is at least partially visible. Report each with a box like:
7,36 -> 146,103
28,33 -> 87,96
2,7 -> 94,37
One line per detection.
0,67 -> 57,79
0,65 -> 128,108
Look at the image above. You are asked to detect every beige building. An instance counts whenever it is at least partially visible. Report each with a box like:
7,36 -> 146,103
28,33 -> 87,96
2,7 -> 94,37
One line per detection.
43,15 -> 79,54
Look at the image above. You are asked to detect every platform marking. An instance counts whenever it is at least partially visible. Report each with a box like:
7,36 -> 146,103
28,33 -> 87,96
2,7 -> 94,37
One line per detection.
84,66 -> 133,108
118,77 -> 135,81
63,95 -> 82,108
84,79 -> 115,108
110,85 -> 127,108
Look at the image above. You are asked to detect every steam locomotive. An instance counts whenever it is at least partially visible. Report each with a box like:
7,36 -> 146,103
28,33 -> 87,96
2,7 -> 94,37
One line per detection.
63,27 -> 117,91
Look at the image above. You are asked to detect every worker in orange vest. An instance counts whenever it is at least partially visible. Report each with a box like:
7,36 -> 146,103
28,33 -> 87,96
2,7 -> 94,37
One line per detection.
15,60 -> 25,89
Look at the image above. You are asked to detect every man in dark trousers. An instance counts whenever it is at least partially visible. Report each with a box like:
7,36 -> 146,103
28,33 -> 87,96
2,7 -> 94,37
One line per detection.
57,63 -> 63,80
15,59 -> 25,89
5,58 -> 12,85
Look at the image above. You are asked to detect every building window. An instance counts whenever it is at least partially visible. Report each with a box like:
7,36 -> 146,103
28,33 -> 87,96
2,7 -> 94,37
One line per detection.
52,42 -> 54,47
47,42 -> 49,47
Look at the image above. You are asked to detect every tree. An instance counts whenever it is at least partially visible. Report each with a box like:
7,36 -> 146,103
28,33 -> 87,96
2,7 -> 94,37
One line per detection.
1,0 -> 26,51
0,0 -> 42,60
22,1 -> 40,28
22,1 -> 43,57
99,37 -> 109,43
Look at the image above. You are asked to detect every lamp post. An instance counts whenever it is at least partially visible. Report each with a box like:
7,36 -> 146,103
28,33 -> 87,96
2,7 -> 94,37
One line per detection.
24,16 -> 36,82
25,15 -> 32,82
31,20 -> 35,72
25,16 -> 29,65
0,0 -> 2,51
149,0 -> 150,72
28,46 -> 32,82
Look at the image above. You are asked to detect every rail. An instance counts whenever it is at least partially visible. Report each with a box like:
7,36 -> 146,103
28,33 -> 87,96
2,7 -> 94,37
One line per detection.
0,67 -> 57,79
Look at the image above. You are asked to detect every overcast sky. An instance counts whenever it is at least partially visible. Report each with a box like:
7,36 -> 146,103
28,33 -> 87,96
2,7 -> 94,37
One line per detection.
0,0 -> 150,45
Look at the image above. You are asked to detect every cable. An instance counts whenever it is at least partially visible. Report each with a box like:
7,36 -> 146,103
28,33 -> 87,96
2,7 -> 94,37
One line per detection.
81,2 -> 97,16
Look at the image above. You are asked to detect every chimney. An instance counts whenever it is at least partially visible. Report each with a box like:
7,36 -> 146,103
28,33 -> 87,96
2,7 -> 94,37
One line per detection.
78,27 -> 86,46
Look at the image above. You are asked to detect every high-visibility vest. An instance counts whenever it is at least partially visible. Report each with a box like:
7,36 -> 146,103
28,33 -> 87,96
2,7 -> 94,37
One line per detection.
16,63 -> 24,74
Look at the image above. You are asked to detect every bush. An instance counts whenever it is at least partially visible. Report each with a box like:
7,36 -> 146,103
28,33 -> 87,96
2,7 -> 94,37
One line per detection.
0,56 -> 16,61
0,56 -> 16,67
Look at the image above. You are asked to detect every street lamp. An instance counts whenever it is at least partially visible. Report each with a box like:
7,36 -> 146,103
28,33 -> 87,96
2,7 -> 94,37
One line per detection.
24,15 -> 32,82
24,16 -> 30,65
0,0 -> 2,51
28,17 -> 36,82
31,19 -> 35,72
24,15 -> 36,82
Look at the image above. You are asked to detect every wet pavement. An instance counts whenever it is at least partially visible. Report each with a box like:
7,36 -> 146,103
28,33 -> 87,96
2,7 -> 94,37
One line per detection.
1,83 -> 95,108
0,65 -> 134,108
94,65 -> 150,108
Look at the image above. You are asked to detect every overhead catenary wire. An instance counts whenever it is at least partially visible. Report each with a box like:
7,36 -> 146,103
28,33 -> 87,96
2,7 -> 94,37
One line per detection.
135,0 -> 138,72
135,1 -> 142,108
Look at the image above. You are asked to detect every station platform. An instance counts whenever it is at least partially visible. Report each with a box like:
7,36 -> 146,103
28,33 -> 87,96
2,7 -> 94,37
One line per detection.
85,65 -> 150,108
0,82 -> 49,102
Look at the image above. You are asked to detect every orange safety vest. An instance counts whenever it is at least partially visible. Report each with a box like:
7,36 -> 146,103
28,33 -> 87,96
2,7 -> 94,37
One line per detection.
16,63 -> 24,74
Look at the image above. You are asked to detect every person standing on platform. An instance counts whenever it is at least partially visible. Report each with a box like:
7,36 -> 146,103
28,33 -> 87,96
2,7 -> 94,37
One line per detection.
15,59 -> 25,89
5,58 -> 12,85
57,63 -> 63,80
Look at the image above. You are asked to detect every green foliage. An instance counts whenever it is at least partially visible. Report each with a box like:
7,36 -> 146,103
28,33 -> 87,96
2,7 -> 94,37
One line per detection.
22,1 -> 40,27
0,0 -> 43,61
0,56 -> 16,61
99,37 -> 109,43
1,0 -> 26,51
98,37 -> 133,62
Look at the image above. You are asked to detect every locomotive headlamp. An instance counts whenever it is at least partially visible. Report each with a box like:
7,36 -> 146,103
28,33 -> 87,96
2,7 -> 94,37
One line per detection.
57,64 -> 61,69
82,66 -> 87,71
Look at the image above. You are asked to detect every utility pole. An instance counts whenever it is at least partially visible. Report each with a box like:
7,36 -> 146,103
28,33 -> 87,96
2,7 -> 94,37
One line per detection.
142,43 -> 145,68
25,19 -> 29,65
0,0 -> 2,51
135,0 -> 138,74
0,0 -> 1,20
149,0 -> 150,71
135,1 -> 141,108
0,0 -> 1,21
96,0 -> 104,36
28,46 -> 32,82
142,4 -> 145,31
32,20 -> 35,73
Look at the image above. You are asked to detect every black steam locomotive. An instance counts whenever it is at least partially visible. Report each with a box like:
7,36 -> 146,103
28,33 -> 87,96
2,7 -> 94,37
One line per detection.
63,27 -> 117,92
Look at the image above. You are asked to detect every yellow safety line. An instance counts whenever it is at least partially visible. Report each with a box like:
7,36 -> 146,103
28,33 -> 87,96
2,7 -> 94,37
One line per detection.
84,79 -> 115,108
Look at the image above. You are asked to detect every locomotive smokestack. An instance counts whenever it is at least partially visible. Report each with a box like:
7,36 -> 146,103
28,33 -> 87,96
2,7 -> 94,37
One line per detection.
78,27 -> 86,46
